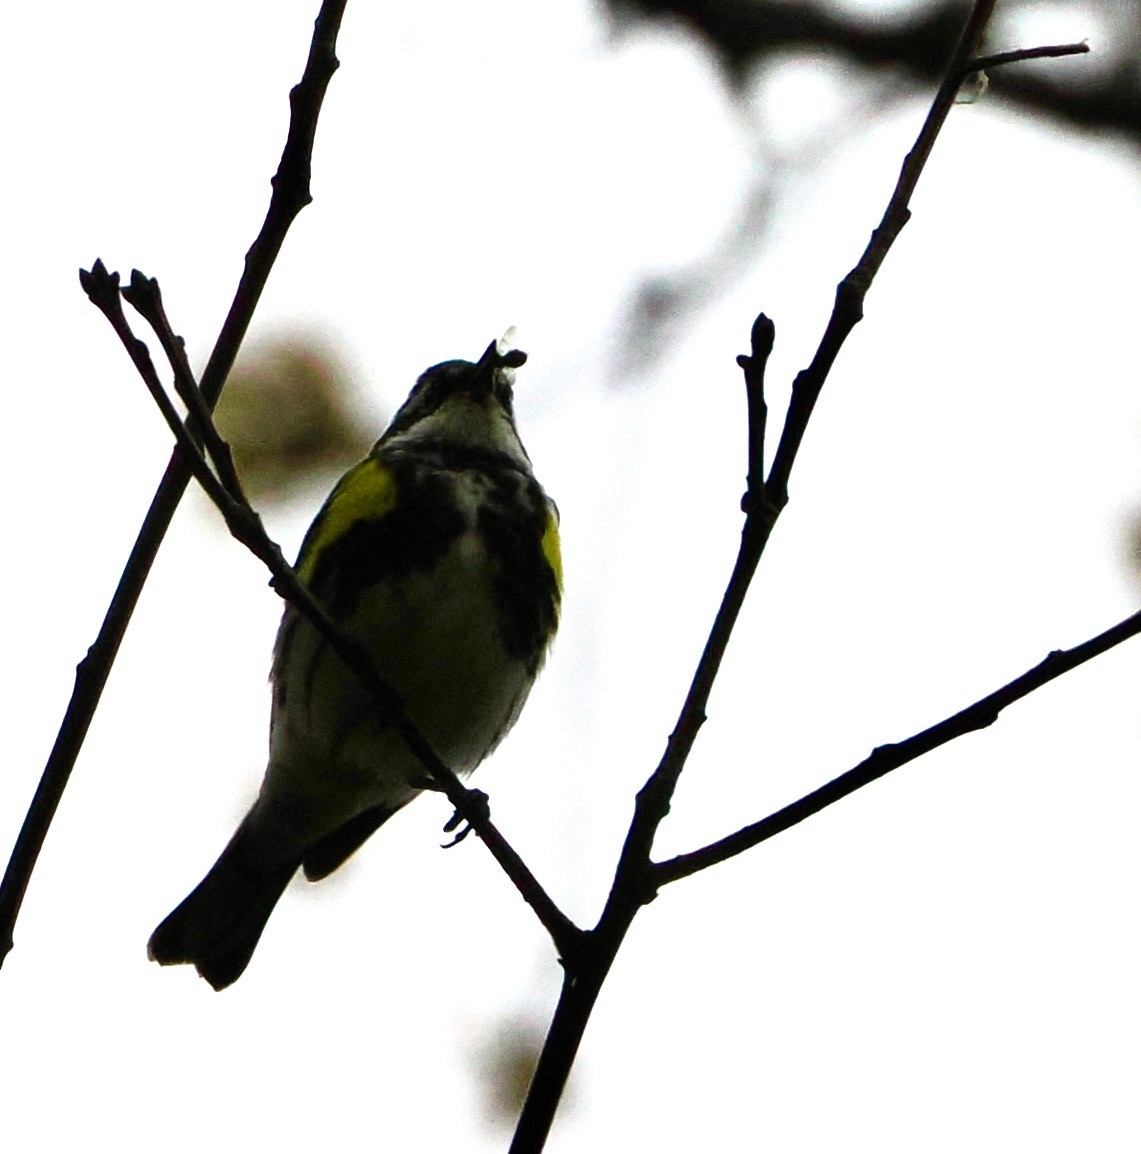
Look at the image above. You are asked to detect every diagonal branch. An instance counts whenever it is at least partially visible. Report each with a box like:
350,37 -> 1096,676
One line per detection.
81,264 -> 277,558
653,609 -> 1141,887
122,272 -> 251,505
0,0 -> 348,969
765,0 -> 997,507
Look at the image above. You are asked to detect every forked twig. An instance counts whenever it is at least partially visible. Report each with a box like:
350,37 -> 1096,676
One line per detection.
509,7 -> 1116,1152
655,609 -> 1141,887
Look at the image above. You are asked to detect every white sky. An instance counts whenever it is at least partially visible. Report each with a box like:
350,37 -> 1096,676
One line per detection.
2,2 -> 1138,1151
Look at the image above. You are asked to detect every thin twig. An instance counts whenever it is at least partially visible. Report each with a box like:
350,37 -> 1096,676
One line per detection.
654,609 -> 1141,887
765,0 -> 998,506
80,264 -> 272,556
705,38 -> 1097,661
736,312 -> 775,513
967,41 -> 1089,75
0,0 -> 348,968
123,272 -> 249,505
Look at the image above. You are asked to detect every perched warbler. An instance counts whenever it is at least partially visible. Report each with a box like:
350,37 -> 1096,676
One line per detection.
148,335 -> 561,990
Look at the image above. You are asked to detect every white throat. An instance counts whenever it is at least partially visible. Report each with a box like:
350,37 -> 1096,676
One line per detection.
389,395 -> 530,468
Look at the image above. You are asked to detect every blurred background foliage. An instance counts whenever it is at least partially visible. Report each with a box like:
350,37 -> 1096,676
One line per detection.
213,333 -> 376,503
602,0 -> 1140,135
597,0 -> 1139,373
473,1017 -> 562,1135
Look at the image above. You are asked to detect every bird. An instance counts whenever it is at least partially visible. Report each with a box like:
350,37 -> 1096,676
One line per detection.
148,335 -> 561,990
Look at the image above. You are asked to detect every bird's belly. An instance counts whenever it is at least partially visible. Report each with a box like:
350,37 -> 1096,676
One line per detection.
264,526 -> 533,830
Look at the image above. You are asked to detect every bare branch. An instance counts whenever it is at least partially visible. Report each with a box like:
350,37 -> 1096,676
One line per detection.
509,3 -> 1106,1147
654,610 -> 1141,887
0,0 -> 349,969
766,0 -> 996,506
966,41 -> 1090,76
122,271 -> 250,506
605,0 -> 1000,918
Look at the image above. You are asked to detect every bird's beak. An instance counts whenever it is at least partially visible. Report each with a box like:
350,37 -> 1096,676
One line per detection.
468,337 -> 527,400
469,340 -> 500,399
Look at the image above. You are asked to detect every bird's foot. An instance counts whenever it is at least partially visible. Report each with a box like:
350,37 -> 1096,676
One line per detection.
441,789 -> 490,848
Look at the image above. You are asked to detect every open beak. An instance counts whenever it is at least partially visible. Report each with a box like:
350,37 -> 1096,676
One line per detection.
468,336 -> 527,400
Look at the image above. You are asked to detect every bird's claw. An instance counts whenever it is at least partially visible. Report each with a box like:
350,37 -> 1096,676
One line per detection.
440,789 -> 490,848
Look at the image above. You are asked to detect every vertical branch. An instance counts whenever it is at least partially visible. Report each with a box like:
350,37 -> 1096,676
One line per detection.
738,312 -> 775,512
0,0 -> 349,968
508,966 -> 607,1154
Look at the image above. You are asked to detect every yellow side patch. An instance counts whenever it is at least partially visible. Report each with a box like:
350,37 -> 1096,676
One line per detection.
296,457 -> 397,583
541,509 -> 563,592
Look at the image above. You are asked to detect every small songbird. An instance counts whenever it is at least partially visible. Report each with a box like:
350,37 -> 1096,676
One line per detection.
148,336 -> 561,990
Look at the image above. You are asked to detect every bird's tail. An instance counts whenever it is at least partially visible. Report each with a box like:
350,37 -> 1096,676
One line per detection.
148,818 -> 297,991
